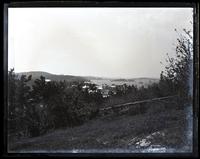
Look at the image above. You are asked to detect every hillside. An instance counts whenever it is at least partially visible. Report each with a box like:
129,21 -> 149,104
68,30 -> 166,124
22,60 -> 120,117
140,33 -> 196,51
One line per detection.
8,103 -> 192,153
16,71 -> 159,88
16,71 -> 87,83
90,78 -> 159,88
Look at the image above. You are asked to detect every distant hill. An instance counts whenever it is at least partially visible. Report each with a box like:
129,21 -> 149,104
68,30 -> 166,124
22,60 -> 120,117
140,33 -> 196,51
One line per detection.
16,71 -> 159,88
112,77 -> 159,82
17,71 -> 53,78
90,78 -> 159,88
16,71 -> 87,85
84,76 -> 104,80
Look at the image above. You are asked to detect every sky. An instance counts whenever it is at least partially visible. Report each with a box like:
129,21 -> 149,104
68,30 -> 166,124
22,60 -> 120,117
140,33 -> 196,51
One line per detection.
8,8 -> 193,78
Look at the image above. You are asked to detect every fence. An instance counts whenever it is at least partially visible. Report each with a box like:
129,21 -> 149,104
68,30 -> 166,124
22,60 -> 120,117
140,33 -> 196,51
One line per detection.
99,95 -> 179,115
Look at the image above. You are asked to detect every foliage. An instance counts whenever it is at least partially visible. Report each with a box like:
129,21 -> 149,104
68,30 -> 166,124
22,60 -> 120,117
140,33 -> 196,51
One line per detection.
8,70 -> 103,137
160,28 -> 193,98
7,26 -> 193,139
8,68 -> 32,135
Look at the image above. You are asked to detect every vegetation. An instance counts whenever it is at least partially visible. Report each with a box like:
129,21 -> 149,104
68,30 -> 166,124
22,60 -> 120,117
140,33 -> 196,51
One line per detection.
159,28 -> 193,98
7,26 -> 193,150
8,70 -> 102,137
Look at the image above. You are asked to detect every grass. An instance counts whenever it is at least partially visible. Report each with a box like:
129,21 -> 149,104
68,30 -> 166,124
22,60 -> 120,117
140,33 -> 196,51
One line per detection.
8,102 -> 189,153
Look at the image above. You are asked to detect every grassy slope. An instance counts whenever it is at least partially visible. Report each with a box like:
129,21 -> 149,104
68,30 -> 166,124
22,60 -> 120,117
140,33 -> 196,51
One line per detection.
8,104 -> 189,153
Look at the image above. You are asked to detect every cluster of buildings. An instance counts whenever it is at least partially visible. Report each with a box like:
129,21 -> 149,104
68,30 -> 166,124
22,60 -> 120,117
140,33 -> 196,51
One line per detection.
44,79 -> 131,98
71,81 -> 116,98
80,81 -> 130,98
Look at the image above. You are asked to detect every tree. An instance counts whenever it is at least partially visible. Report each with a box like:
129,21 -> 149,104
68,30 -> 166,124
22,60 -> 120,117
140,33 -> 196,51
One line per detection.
29,76 -> 62,134
8,68 -> 32,136
8,68 -> 17,133
44,81 -> 71,128
160,27 -> 193,101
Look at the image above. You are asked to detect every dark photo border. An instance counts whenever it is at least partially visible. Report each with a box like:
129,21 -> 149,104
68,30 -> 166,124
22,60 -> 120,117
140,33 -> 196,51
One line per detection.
1,1 -> 199,158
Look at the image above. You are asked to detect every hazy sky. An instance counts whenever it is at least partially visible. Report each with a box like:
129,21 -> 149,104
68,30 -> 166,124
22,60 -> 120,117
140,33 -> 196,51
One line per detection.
8,8 -> 193,78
